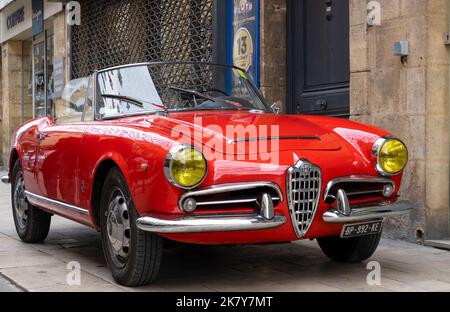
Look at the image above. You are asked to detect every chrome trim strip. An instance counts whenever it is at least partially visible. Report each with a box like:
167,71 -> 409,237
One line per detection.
196,197 -> 280,207
97,61 -> 247,75
136,213 -> 287,234
323,176 -> 395,201
1,176 -> 10,184
178,182 -> 284,209
372,136 -> 408,177
164,145 -> 208,190
25,191 -> 89,215
322,199 -> 413,224
232,136 -> 320,143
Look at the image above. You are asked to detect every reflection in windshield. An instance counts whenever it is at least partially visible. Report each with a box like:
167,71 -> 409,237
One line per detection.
96,63 -> 269,119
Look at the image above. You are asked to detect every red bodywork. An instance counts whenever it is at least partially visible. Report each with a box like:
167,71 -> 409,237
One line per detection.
8,111 -> 403,245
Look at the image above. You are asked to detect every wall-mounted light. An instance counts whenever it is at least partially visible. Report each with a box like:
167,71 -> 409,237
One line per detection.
393,41 -> 409,57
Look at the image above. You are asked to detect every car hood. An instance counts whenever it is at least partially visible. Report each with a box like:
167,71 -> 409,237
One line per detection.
137,111 -> 343,154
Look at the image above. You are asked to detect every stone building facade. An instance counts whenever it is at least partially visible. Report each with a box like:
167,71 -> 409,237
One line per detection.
348,0 -> 450,241
0,0 -> 449,241
259,0 -> 450,241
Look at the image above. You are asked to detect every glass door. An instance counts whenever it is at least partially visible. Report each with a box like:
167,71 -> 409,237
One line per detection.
33,40 -> 46,117
33,31 -> 54,118
46,34 -> 55,117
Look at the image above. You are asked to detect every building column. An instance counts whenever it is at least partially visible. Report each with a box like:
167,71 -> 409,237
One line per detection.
1,41 -> 23,167
260,0 -> 287,112
53,11 -> 69,118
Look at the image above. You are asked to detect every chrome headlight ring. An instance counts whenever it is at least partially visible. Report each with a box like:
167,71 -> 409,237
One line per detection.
164,144 -> 208,190
372,136 -> 408,177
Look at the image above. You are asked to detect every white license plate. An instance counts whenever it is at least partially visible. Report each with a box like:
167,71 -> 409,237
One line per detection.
341,220 -> 383,239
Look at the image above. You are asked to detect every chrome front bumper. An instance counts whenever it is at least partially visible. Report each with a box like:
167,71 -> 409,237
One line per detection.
137,213 -> 287,234
323,199 -> 413,224
1,176 -> 10,184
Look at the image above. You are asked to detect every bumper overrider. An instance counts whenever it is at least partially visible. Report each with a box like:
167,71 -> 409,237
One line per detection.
137,180 -> 413,234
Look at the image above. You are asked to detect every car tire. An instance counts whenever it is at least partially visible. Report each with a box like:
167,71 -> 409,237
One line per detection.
317,233 -> 382,263
100,167 -> 163,286
11,160 -> 52,243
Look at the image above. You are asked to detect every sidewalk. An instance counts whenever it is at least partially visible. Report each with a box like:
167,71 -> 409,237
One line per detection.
0,171 -> 449,292
0,274 -> 21,292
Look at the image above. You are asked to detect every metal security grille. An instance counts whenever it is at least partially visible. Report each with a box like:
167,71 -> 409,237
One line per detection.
287,160 -> 322,238
71,0 -> 213,79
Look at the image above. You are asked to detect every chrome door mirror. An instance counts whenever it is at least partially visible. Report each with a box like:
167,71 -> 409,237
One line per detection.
271,101 -> 282,115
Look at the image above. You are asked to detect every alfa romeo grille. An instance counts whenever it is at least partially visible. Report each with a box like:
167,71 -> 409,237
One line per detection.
287,160 -> 322,238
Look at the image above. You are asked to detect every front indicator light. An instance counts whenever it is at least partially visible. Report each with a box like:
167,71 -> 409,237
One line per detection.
373,138 -> 408,176
164,146 -> 207,189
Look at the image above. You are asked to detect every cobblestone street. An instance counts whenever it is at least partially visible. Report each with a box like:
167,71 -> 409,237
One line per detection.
0,172 -> 449,292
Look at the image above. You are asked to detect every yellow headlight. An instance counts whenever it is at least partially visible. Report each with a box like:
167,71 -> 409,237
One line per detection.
376,138 -> 408,175
165,146 -> 207,188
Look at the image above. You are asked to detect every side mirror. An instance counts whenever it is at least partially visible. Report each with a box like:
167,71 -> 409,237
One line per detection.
271,101 -> 282,115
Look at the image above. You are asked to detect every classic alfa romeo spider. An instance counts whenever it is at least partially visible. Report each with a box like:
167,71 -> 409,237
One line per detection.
2,62 -> 412,286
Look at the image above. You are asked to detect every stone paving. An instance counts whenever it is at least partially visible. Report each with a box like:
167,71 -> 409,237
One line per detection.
0,171 -> 449,292
0,274 -> 20,292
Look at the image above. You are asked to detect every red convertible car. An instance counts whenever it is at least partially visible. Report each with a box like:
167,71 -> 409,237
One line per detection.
2,62 -> 412,286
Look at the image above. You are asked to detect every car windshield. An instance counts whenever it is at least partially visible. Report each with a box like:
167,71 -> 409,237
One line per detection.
95,62 -> 269,119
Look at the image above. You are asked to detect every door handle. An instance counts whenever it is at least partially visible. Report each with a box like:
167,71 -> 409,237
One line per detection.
325,0 -> 333,21
37,133 -> 48,141
316,99 -> 328,111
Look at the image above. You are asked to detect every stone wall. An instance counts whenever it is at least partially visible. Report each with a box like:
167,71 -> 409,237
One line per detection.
1,41 -> 24,166
260,0 -> 287,112
350,0 -> 450,241
53,12 -> 70,119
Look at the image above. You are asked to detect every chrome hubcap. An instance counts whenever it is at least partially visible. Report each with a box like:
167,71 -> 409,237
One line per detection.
14,175 -> 28,230
106,188 -> 131,268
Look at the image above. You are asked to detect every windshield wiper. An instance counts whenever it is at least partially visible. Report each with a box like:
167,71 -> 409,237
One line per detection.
169,87 -> 216,102
101,94 -> 169,113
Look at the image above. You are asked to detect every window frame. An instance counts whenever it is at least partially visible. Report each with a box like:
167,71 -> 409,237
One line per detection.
55,76 -> 90,124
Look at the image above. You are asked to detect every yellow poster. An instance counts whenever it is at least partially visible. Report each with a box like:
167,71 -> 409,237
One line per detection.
233,27 -> 253,71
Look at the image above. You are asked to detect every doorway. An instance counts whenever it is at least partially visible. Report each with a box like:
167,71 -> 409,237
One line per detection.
287,0 -> 350,117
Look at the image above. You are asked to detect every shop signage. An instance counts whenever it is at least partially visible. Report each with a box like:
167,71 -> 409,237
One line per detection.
53,57 -> 65,98
32,0 -> 44,36
228,0 -> 260,87
1,0 -> 63,44
6,6 -> 24,30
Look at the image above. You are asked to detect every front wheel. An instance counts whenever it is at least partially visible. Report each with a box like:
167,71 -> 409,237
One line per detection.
317,233 -> 382,263
100,167 -> 163,286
